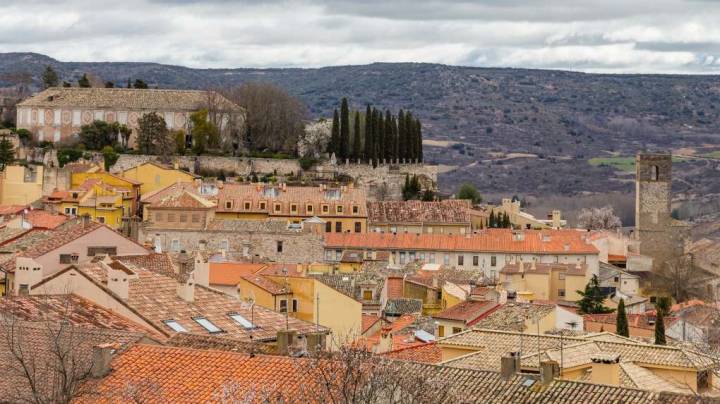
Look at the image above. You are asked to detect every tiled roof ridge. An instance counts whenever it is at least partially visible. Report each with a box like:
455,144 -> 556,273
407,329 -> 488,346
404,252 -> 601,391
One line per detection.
383,341 -> 436,355
18,221 -> 103,258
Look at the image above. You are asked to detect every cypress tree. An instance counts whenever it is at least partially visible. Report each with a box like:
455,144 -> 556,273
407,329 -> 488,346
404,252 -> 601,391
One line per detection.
352,112 -> 361,161
364,105 -> 372,162
405,111 -> 414,161
489,211 -> 496,228
329,109 -> 340,156
339,98 -> 350,160
416,118 -> 423,162
397,110 -> 406,162
377,110 -> 385,162
616,298 -> 629,337
391,115 -> 399,162
655,314 -> 666,345
371,108 -> 380,167
504,212 -> 511,228
384,110 -> 394,161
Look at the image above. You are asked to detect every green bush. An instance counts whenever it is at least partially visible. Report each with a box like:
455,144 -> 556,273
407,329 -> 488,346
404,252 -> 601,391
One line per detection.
299,156 -> 318,171
57,149 -> 84,167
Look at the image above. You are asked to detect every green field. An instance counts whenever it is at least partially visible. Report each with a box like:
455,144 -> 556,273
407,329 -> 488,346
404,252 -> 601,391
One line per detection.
703,151 -> 720,158
588,156 -> 688,171
588,157 -> 636,172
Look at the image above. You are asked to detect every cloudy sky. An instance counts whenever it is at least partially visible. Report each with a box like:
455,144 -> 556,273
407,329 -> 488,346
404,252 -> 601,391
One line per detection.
1,0 -> 719,73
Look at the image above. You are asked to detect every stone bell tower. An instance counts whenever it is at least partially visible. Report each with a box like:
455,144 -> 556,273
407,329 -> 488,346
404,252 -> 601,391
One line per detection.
635,153 -> 675,270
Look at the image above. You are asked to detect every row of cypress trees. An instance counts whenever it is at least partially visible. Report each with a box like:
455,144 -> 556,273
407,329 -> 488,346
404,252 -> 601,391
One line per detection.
328,98 -> 423,166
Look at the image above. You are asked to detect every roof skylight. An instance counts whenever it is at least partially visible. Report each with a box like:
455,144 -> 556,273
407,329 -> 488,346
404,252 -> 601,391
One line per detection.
163,319 -> 188,333
228,313 -> 255,329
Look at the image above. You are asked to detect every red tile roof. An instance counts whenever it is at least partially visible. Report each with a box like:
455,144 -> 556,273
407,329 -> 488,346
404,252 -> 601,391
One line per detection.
0,205 -> 26,216
241,274 -> 290,295
325,229 -> 598,255
209,262 -> 267,286
382,342 -> 443,364
432,300 -> 499,324
23,209 -> 69,229
18,221 -> 103,259
361,314 -> 381,334
367,199 -> 472,224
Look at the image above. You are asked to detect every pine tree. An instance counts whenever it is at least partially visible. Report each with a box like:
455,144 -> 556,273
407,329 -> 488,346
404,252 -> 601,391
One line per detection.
503,212 -> 511,228
654,313 -> 666,345
329,109 -> 340,156
0,137 -> 15,169
616,298 -> 629,337
78,74 -> 91,88
42,65 -> 59,89
576,275 -> 614,314
363,105 -> 372,162
339,98 -> 350,160
352,112 -> 361,161
397,110 -> 406,161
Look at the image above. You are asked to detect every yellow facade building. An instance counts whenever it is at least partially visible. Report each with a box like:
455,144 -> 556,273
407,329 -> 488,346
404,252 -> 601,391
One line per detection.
120,161 -> 198,195
0,165 -> 43,205
71,171 -> 141,216
45,179 -> 132,229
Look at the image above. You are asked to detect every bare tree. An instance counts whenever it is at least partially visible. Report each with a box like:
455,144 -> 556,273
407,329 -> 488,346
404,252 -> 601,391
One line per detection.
651,253 -> 711,302
222,82 -> 308,155
577,205 -> 622,230
201,89 -> 246,155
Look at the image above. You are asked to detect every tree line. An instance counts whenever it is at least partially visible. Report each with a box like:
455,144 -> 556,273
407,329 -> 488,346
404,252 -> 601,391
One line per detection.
327,98 -> 423,166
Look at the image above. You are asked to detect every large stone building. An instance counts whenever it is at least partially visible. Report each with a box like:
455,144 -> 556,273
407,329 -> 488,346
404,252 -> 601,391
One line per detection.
634,153 -> 690,270
15,87 -> 242,146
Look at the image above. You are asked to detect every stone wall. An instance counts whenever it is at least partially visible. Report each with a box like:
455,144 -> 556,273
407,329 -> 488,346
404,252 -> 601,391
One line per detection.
111,154 -> 302,176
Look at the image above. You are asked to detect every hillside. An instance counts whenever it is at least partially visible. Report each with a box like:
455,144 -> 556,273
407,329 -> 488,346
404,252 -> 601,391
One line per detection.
2,52 -> 720,209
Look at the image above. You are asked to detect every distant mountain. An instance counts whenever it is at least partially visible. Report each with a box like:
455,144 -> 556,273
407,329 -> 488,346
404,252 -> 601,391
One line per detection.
2,52 -> 720,200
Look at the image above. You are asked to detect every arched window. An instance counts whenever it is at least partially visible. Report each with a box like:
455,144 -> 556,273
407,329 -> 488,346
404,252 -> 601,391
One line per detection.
650,165 -> 659,181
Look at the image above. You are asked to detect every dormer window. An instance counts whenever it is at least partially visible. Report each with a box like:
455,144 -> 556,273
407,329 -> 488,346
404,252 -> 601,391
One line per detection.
244,201 -> 251,210
290,204 -> 298,214
225,201 -> 233,209
336,205 -> 344,214
259,201 -> 267,210
306,204 -> 314,213
352,205 -> 359,214
322,204 -> 329,214
274,203 -> 282,213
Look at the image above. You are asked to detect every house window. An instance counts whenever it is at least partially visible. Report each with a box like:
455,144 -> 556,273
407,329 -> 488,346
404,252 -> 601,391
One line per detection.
558,272 -> 566,280
698,370 -> 711,391
409,251 -> 416,261
179,214 -> 187,222
558,289 -> 566,297
64,207 -> 77,215
491,256 -> 497,267
443,254 -> 450,265
325,250 -> 334,261
399,252 -> 406,264
335,222 -> 342,232
276,241 -> 283,253
228,313 -> 255,329
244,201 -> 251,210
170,239 -> 180,252
335,250 -> 342,261
306,204 -> 313,213
473,256 -> 479,266
650,165 -> 659,181
363,290 -> 373,300
97,217 -> 105,224
163,319 -> 188,333
274,203 -> 282,213
322,204 -> 329,213
325,221 -> 332,233
167,213 -> 176,222
191,214 -> 200,223
354,222 -> 362,233
59,254 -> 78,264
221,239 -> 229,251
18,284 -> 29,296
193,317 -> 223,334
225,201 -> 233,209
352,205 -> 359,214
457,256 -> 464,266
614,276 -> 620,282
438,325 -> 445,338
155,212 -> 164,222
87,247 -> 117,256
292,299 -> 299,313
259,202 -> 266,210
279,299 -> 288,313
429,253 -> 435,264
336,205 -> 343,214
452,327 -> 463,335
290,204 -> 298,213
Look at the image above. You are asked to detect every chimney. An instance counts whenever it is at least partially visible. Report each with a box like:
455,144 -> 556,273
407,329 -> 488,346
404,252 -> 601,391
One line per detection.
500,352 -> 520,381
306,332 -> 326,354
540,360 -> 559,386
276,330 -> 297,356
590,354 -> 620,386
191,252 -> 209,287
103,262 -> 131,300
176,260 -> 195,302
91,343 -> 115,378
376,326 -> 393,354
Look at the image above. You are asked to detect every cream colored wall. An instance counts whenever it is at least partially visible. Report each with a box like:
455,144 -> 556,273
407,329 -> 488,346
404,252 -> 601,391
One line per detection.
314,280 -> 362,344
435,319 -> 466,338
438,345 -> 479,362
564,274 -> 589,302
236,278 -> 278,310
650,367 -> 698,392
35,226 -> 149,276
209,283 -> 238,297
121,164 -> 195,195
0,165 -> 43,205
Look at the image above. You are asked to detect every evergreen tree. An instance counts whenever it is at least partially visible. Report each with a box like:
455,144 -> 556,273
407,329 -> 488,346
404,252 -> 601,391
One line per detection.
397,110 -> 406,161
133,79 -> 148,89
371,109 -> 380,167
654,297 -> 670,345
127,78 -> 132,88
576,275 -> 614,314
415,118 -> 423,162
376,110 -> 385,162
391,115 -> 399,161
62,81 -> 71,87
352,112 -> 361,161
105,81 -> 114,88
42,65 -> 59,89
0,137 -> 15,169
405,111 -> 414,160
78,74 -> 91,88
329,109 -> 340,156
489,211 -> 496,228
339,98 -> 350,160
616,298 -> 629,337
421,189 -> 434,201
503,212 -> 511,228
384,110 -> 393,160
363,105 -> 372,162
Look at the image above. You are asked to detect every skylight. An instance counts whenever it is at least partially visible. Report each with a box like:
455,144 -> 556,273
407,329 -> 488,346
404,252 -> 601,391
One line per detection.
228,313 -> 255,329
193,317 -> 223,333
163,319 -> 188,333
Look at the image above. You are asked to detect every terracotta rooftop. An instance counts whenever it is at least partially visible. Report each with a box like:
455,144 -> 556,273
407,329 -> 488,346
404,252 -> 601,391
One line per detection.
470,302 -> 556,331
367,199 -> 472,224
59,260 -> 324,341
23,209 -> 69,229
153,189 -> 215,209
382,342 -> 443,364
310,272 -> 385,304
17,221 -> 103,259
432,300 -> 500,324
113,253 -> 176,278
0,204 -> 26,216
240,274 -> 290,295
361,314 -> 381,334
584,312 -> 678,331
384,298 -> 424,316
165,332 -> 274,355
209,262 -> 267,286
325,229 -> 599,255
500,262 -> 587,276
81,344 -> 697,403
18,87 -> 242,111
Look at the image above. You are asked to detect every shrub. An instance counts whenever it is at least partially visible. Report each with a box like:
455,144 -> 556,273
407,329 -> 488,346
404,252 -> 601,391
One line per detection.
57,149 -> 84,167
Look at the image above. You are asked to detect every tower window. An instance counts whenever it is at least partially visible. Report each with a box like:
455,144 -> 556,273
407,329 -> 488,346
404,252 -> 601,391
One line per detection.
650,165 -> 659,181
